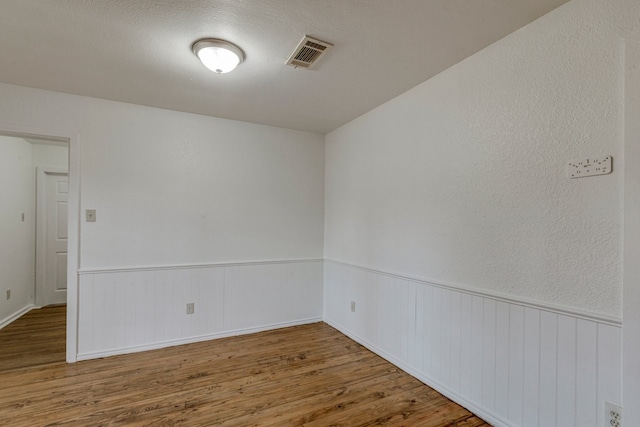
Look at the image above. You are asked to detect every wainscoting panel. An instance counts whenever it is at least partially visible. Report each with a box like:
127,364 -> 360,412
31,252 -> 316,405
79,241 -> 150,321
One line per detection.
323,260 -> 622,427
77,260 -> 323,359
223,262 -> 324,330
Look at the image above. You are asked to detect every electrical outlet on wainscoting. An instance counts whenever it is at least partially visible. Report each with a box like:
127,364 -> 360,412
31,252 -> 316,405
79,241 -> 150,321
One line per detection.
6,290 -> 10,300
605,402 -> 622,427
350,301 -> 356,313
186,303 -> 195,315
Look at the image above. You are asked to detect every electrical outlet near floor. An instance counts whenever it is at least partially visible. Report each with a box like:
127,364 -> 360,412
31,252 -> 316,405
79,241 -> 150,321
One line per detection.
186,303 -> 195,315
605,401 -> 622,427
350,301 -> 356,313
6,290 -> 10,300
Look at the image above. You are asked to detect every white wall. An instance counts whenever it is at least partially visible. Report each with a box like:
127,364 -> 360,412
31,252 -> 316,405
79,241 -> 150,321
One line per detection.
324,0 -> 638,426
0,82 -> 325,355
0,84 -> 325,270
32,143 -> 68,170
0,136 -> 34,325
79,112 -> 324,270
326,0 -> 638,318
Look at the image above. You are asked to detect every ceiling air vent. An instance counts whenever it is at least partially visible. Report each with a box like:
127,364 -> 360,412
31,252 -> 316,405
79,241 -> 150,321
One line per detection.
285,36 -> 333,69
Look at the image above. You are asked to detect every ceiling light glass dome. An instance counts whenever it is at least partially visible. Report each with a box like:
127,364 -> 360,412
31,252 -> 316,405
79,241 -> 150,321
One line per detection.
192,39 -> 244,74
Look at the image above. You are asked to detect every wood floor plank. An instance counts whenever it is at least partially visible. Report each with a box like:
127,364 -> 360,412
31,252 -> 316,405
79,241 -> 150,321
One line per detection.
447,416 -> 492,426
0,306 -> 66,373
0,308 -> 491,426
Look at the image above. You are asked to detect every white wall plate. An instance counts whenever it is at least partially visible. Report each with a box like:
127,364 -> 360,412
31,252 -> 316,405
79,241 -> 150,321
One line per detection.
568,156 -> 612,178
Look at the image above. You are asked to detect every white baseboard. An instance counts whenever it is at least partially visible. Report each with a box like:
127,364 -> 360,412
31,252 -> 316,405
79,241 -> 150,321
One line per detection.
77,316 -> 323,361
323,318 -> 513,427
0,304 -> 36,330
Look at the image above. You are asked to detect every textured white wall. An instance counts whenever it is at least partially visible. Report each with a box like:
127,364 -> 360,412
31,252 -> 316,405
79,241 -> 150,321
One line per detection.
0,136 -> 34,323
0,83 -> 325,270
325,0 -> 640,318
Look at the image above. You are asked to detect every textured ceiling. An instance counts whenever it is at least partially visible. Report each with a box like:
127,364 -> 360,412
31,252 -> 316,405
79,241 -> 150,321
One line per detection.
0,0 -> 569,134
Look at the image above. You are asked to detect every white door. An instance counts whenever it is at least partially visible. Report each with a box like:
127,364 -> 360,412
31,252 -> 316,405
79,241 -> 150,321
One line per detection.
43,172 -> 68,305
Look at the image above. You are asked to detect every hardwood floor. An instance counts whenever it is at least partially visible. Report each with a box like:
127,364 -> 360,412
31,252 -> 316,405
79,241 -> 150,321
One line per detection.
0,305 -> 66,372
0,311 -> 489,426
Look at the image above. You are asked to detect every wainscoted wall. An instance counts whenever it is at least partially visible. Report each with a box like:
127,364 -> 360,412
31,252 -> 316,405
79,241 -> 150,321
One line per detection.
324,260 -> 621,427
77,259 -> 323,359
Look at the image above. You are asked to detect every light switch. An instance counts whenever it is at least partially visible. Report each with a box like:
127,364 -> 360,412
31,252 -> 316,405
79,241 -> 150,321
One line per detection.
86,209 -> 96,222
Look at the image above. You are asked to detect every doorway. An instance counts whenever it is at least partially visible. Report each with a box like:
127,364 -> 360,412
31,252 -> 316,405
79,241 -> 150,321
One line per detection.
0,135 -> 69,369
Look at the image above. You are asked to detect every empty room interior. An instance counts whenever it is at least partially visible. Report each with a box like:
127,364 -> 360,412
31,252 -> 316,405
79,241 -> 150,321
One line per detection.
1,0 -> 640,426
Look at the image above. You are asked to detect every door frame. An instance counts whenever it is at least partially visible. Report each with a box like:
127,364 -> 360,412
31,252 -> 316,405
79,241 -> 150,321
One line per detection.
35,167 -> 69,307
0,124 -> 80,363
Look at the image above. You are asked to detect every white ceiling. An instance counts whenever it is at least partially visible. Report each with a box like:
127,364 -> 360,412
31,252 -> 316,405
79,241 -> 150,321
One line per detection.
0,0 -> 569,134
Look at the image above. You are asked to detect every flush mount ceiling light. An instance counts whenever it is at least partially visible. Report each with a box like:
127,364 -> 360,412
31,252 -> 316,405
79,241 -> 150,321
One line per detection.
192,38 -> 244,74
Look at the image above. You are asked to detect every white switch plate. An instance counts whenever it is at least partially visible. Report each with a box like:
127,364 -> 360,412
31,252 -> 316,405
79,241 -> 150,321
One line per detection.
568,156 -> 612,179
350,301 -> 356,313
86,209 -> 96,222
186,303 -> 195,315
